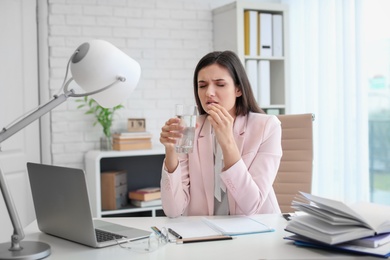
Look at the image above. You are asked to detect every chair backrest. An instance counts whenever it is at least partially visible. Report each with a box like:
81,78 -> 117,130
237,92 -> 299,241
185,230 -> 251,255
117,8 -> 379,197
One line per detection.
273,113 -> 314,213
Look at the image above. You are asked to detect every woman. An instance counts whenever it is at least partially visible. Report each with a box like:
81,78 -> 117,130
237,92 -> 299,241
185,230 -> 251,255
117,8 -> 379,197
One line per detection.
159,51 -> 282,217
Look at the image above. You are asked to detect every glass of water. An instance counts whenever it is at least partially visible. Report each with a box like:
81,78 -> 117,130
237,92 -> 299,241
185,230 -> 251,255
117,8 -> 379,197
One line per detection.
175,104 -> 197,153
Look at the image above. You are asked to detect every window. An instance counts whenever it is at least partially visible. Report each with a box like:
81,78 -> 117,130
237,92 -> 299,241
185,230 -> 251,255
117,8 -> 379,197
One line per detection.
363,0 -> 390,205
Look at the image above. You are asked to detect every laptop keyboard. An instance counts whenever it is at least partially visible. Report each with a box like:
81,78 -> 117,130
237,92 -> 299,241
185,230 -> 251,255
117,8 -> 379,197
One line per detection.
95,229 -> 127,242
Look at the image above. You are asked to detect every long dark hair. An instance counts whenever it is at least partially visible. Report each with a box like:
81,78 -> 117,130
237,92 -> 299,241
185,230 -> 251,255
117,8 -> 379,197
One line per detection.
193,51 -> 264,116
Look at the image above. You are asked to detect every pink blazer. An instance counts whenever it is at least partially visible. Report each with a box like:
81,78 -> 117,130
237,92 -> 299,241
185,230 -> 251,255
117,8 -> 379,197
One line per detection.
160,112 -> 282,217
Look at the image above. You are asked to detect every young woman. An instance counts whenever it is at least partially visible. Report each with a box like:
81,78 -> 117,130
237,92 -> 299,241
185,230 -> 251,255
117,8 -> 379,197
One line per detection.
159,51 -> 282,217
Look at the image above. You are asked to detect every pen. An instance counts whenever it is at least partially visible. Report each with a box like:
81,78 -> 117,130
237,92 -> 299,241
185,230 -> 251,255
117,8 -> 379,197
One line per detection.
176,235 -> 232,244
151,226 -> 162,235
151,226 -> 169,241
168,228 -> 182,239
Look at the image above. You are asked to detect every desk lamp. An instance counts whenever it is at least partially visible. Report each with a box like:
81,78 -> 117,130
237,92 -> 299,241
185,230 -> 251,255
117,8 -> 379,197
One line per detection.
0,39 -> 141,259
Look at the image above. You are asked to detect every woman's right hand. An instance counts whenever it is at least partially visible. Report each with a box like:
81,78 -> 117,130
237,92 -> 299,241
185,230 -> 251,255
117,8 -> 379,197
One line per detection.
160,117 -> 182,173
160,117 -> 182,151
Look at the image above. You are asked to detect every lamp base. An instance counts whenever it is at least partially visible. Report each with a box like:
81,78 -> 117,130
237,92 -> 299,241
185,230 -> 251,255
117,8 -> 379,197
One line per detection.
0,241 -> 50,260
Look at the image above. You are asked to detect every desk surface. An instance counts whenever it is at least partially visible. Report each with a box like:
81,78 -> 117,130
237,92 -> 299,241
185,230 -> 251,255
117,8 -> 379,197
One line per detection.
21,214 -> 376,260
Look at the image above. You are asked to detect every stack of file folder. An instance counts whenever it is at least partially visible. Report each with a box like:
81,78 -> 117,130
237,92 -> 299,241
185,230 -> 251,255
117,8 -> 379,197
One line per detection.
284,192 -> 390,258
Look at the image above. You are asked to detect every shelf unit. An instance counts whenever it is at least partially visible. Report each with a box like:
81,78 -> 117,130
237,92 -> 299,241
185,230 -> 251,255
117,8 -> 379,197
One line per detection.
213,1 -> 289,114
85,146 -> 166,218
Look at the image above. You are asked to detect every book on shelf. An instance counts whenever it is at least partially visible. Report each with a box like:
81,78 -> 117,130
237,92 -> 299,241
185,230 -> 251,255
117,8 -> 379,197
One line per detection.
285,191 -> 390,245
112,131 -> 152,151
131,198 -> 162,208
112,140 -> 152,151
128,187 -> 161,201
112,131 -> 152,140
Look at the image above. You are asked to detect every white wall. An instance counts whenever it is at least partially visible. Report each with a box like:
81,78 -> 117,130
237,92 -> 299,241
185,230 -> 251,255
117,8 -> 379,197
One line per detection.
45,0 -> 283,169
45,0 -> 222,169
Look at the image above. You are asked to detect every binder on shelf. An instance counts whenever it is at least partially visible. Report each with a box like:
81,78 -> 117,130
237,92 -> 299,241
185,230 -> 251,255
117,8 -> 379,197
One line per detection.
258,13 -> 272,57
258,60 -> 271,107
272,14 -> 283,57
245,59 -> 258,101
244,10 -> 258,56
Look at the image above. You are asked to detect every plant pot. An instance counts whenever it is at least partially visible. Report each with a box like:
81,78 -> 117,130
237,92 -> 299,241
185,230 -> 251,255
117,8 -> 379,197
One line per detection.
100,136 -> 112,151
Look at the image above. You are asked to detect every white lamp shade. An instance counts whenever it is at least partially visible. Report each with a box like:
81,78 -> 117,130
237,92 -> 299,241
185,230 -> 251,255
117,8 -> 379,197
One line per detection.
70,39 -> 141,108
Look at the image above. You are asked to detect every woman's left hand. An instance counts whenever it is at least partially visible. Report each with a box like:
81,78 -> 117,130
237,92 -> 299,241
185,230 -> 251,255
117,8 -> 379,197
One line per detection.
206,104 -> 235,149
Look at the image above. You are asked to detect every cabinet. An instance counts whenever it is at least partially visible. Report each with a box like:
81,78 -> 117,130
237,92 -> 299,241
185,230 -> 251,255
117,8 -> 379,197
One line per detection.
85,146 -> 166,218
213,2 -> 289,114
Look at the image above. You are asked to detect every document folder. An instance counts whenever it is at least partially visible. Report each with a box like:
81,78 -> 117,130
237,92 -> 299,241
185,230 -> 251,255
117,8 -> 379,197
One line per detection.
258,60 -> 271,107
244,10 -> 258,56
245,59 -> 258,101
272,14 -> 283,57
258,13 -> 272,57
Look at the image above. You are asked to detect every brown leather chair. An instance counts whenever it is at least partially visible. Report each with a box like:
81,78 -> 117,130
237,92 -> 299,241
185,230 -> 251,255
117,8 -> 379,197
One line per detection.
273,113 -> 314,213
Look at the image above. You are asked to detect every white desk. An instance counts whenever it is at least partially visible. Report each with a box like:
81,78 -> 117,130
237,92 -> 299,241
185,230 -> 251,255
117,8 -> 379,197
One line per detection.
21,214 -> 376,260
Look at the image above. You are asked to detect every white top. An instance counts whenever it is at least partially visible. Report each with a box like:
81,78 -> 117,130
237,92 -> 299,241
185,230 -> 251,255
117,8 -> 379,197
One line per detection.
21,214 -> 378,260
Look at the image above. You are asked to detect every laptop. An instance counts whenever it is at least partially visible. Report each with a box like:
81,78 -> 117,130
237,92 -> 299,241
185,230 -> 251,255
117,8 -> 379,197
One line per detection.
27,162 -> 151,248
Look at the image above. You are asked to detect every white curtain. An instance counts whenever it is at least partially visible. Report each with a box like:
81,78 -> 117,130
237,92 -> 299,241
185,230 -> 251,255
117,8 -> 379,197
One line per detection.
281,0 -> 370,202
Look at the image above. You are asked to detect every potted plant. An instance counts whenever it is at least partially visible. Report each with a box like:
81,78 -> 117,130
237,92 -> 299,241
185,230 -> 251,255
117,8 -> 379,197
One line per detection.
76,96 -> 124,150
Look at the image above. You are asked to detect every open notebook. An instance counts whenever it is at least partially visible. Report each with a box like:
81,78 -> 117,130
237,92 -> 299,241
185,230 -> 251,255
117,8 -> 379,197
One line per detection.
161,216 -> 274,242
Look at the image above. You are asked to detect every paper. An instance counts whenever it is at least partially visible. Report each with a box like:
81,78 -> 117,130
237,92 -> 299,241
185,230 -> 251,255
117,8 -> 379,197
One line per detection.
162,220 -> 220,239
202,216 -> 274,236
349,202 -> 390,233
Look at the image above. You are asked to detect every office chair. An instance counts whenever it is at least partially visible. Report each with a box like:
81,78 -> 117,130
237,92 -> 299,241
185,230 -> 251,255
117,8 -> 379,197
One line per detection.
273,113 -> 314,213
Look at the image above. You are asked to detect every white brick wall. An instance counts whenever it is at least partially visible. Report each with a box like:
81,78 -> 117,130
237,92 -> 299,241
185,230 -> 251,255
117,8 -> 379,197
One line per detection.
47,0 -> 216,169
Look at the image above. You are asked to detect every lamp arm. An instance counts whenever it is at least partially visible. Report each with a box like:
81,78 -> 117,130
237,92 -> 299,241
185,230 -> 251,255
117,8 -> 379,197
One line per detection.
64,76 -> 126,98
0,91 -> 73,144
0,76 -> 123,249
0,167 -> 24,250
0,90 -> 74,251
0,75 -> 124,143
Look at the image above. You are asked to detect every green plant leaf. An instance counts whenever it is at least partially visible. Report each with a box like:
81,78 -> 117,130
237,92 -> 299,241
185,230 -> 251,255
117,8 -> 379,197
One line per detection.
76,96 -> 124,138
